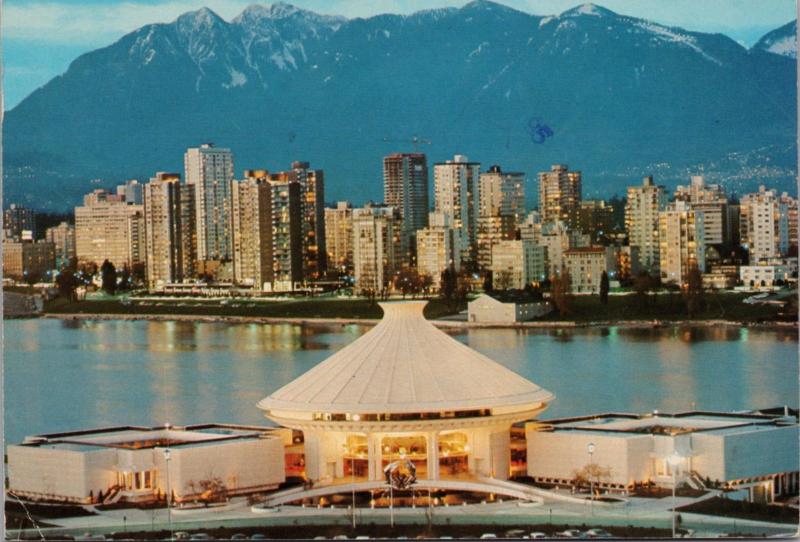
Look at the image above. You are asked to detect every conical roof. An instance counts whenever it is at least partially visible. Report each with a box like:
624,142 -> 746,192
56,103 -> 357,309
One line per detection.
258,301 -> 554,414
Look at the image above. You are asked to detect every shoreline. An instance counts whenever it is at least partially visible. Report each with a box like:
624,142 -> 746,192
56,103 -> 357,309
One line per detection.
39,312 -> 799,330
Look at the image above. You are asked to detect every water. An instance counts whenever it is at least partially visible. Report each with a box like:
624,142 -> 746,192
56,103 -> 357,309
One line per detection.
4,319 -> 797,445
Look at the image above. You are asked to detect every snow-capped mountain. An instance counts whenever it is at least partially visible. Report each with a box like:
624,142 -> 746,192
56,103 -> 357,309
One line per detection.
753,20 -> 797,59
4,1 -> 796,209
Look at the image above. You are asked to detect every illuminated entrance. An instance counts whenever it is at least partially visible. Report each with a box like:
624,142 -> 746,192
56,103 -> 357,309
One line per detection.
336,431 -> 473,482
438,432 -> 470,477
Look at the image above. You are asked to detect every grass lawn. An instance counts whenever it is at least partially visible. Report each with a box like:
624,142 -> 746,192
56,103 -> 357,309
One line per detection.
540,292 -> 785,322
677,496 -> 799,525
44,296 -> 466,321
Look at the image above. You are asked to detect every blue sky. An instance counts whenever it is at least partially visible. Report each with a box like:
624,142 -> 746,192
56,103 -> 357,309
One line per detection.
4,0 -> 796,110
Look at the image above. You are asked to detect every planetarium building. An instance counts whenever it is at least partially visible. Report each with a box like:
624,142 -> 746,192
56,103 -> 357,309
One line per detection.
258,301 -> 555,485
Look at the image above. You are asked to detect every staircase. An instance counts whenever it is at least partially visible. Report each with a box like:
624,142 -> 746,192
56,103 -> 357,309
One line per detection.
102,485 -> 123,505
685,471 -> 707,491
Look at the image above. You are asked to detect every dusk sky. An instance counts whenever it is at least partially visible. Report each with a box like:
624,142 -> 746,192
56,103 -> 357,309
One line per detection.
4,0 -> 796,110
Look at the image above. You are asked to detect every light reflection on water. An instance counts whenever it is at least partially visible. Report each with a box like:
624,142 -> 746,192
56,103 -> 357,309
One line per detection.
4,319 -> 797,445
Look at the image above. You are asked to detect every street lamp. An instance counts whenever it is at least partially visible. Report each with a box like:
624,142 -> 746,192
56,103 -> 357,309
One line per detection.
346,418 -> 360,530
587,442 -> 596,516
667,452 -> 682,538
164,448 -> 173,541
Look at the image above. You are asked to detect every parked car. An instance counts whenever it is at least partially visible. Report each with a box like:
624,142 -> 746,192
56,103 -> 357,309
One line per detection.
585,529 -> 613,539
504,530 -> 527,539
529,533 -> 547,539
230,535 -> 248,540
189,534 -> 213,540
554,530 -> 583,538
480,534 -> 498,539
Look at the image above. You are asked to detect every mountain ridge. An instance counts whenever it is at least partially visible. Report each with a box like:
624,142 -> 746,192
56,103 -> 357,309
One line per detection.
4,1 -> 796,210
753,20 -> 797,58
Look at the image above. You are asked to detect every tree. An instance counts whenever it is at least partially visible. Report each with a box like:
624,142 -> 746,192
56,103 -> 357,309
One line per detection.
599,270 -> 610,305
440,266 -> 457,306
80,261 -> 98,277
56,269 -> 79,300
684,264 -> 705,318
633,271 -> 653,310
100,259 -> 117,295
482,271 -> 493,293
24,271 -> 43,286
118,265 -> 132,291
572,463 -> 612,494
524,283 -> 544,301
186,477 -> 228,505
419,273 -> 433,294
65,256 -> 79,272
549,266 -> 572,317
454,272 -> 470,305
395,267 -> 423,298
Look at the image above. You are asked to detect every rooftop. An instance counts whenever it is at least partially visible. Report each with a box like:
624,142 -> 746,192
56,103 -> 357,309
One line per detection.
564,247 -> 608,254
478,291 -> 545,305
18,423 -> 280,451
535,410 -> 798,438
259,301 -> 554,415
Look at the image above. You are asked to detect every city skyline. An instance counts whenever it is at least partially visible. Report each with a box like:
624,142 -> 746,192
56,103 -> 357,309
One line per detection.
5,139 -> 797,299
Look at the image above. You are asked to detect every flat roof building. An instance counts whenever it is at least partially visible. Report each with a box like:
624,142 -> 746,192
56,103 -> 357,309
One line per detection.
626,176 -> 667,274
352,205 -> 401,295
384,153 -> 429,259
325,202 -> 354,274
491,240 -> 546,289
434,155 -> 480,264
7,424 -> 287,505
539,164 -> 581,229
3,240 -> 56,280
45,221 -> 76,269
526,410 -> 799,503
75,190 -> 144,269
563,247 -> 615,294
468,293 -> 551,324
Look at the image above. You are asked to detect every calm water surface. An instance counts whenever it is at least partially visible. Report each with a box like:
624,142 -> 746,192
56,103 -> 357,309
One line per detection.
4,319 -> 798,444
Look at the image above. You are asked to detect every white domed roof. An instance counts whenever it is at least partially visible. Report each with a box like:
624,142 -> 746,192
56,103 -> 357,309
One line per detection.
258,301 -> 554,415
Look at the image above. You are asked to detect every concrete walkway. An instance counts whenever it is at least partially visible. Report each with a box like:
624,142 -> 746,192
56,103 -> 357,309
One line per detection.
9,487 -> 796,539
260,478 -> 546,507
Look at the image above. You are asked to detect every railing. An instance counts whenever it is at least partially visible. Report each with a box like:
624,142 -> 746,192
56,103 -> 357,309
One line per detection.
102,485 -> 122,505
686,471 -> 707,490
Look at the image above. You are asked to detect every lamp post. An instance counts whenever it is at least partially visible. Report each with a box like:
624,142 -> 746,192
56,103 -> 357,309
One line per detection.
489,436 -> 495,478
164,448 -> 173,541
667,452 -> 682,538
351,447 -> 356,530
389,481 -> 394,528
587,442 -> 596,516
347,416 -> 361,530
